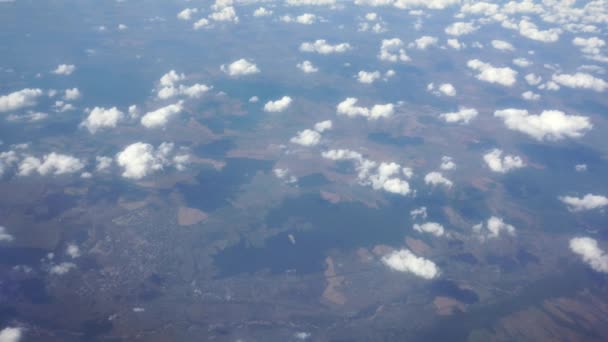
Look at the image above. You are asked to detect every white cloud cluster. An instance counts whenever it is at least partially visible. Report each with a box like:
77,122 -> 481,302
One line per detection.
52,64 -> 76,75
273,168 -> 297,184
424,171 -> 452,188
49,262 -> 76,275
116,142 -> 188,179
264,96 -> 292,112
378,38 -> 410,62
336,97 -> 394,120
0,226 -> 14,242
141,102 -> 183,128
522,90 -> 540,101
357,70 -> 381,84
428,83 -> 456,96
209,6 -> 239,23
513,58 -> 532,68
18,153 -> 84,176
572,37 -> 607,62
559,194 -> 608,212
221,59 -> 260,76
177,8 -> 198,20
411,36 -> 438,50
439,107 -> 478,124
483,149 -> 525,173
157,70 -> 211,100
382,249 -> 439,279
300,40 -> 352,54
516,19 -> 561,43
297,60 -> 318,73
440,156 -> 455,170
551,72 -> 607,92
253,7 -> 273,17
290,120 -> 332,147
494,109 -> 592,141
0,88 -> 43,112
467,59 -> 518,86
473,216 -> 516,240
413,222 -> 445,237
281,13 -> 318,24
81,107 -> 125,134
445,22 -> 478,36
569,237 -> 608,273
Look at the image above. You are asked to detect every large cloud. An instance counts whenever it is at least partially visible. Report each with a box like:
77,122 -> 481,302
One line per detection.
221,59 -> 260,76
382,249 -> 439,279
439,107 -> 478,124
264,96 -> 292,112
0,88 -> 43,112
300,39 -> 352,54
559,194 -> 608,212
116,142 -> 188,179
467,60 -> 518,86
336,97 -> 394,120
18,153 -> 84,176
473,216 -> 516,240
81,107 -> 125,134
483,149 -> 525,173
141,102 -> 183,128
551,72 -> 607,92
569,237 -> 608,273
494,108 -> 592,141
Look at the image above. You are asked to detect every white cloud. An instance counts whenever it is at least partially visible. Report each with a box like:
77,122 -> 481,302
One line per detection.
249,96 -> 259,103
95,156 -> 112,172
559,194 -> 608,212
297,60 -> 318,73
321,149 -> 362,161
569,237 -> 608,273
253,7 -> 272,17
18,153 -> 84,176
378,38 -> 410,62
0,226 -> 14,242
439,107 -> 478,124
573,37 -> 605,55
177,8 -> 198,20
49,262 -> 76,275
81,107 -> 125,134
193,18 -> 210,29
460,2 -> 498,16
491,39 -> 514,51
467,59 -> 518,86
116,142 -> 184,179
513,58 -> 532,68
0,88 -> 43,112
410,206 -> 427,220
314,120 -> 332,132
209,6 -> 238,22
264,96 -> 292,112
160,70 -> 185,87
392,0 -> 459,10
438,83 -> 456,96
382,249 -> 439,279
446,38 -> 463,49
517,19 -> 561,43
483,149 -> 525,173
336,97 -> 394,120
494,108 -> 592,141
522,90 -> 540,100
357,70 -> 381,84
221,59 -> 260,76
282,13 -> 318,24
413,222 -> 445,237
66,244 -> 80,258
473,216 -> 516,240
411,36 -> 438,49
525,73 -> 542,85
290,129 -> 321,146
52,64 -> 76,75
300,40 -> 351,54
158,84 -> 211,100
0,327 -> 23,342
551,72 -> 607,92
141,102 -> 183,128
440,156 -> 455,170
575,164 -> 587,172
64,88 -> 81,101
286,0 -> 336,5
445,22 -> 477,36
273,168 -> 297,184
0,151 -> 19,177
424,171 -> 452,188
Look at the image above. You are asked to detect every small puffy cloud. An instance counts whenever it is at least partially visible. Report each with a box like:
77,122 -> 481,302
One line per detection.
95,156 -> 112,172
378,38 -> 410,62
522,90 -> 540,101
513,58 -> 532,68
177,8 -> 198,20
473,216 -> 516,240
440,156 -> 455,170
282,13 -> 318,24
368,162 -> 412,195
81,107 -> 125,134
66,244 -> 80,258
52,64 -> 76,75
0,151 -> 19,176
273,168 -> 297,184
49,262 -> 76,275
494,108 -> 592,141
0,327 -> 23,342
297,60 -> 318,73
551,72 -> 607,92
439,107 -> 478,124
559,194 -> 608,212
336,97 -> 394,120
290,129 -> 321,146
446,38 -> 463,49
483,149 -> 525,173
413,222 -> 445,237
410,206 -> 427,220
159,70 -> 185,87
411,36 -> 438,50
264,96 -> 292,112
321,149 -> 362,161
438,83 -> 456,96
467,60 -> 517,86
253,7 -> 273,17
424,171 -> 452,188
357,70 -> 381,84
491,39 -> 514,51
116,142 -> 185,179
575,164 -> 587,172
221,59 -> 260,76
18,153 -> 84,176
314,120 -> 332,132
0,226 -> 14,242
445,21 -> 477,36
569,237 -> 608,273
286,0 -> 336,5
193,18 -> 210,29
300,40 -> 351,54
158,84 -> 211,100
525,73 -> 542,85
209,6 -> 238,22
141,102 -> 183,128
517,19 -> 561,43
248,96 -> 259,103
64,88 -> 81,101
0,88 -> 43,112
382,249 -> 439,279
